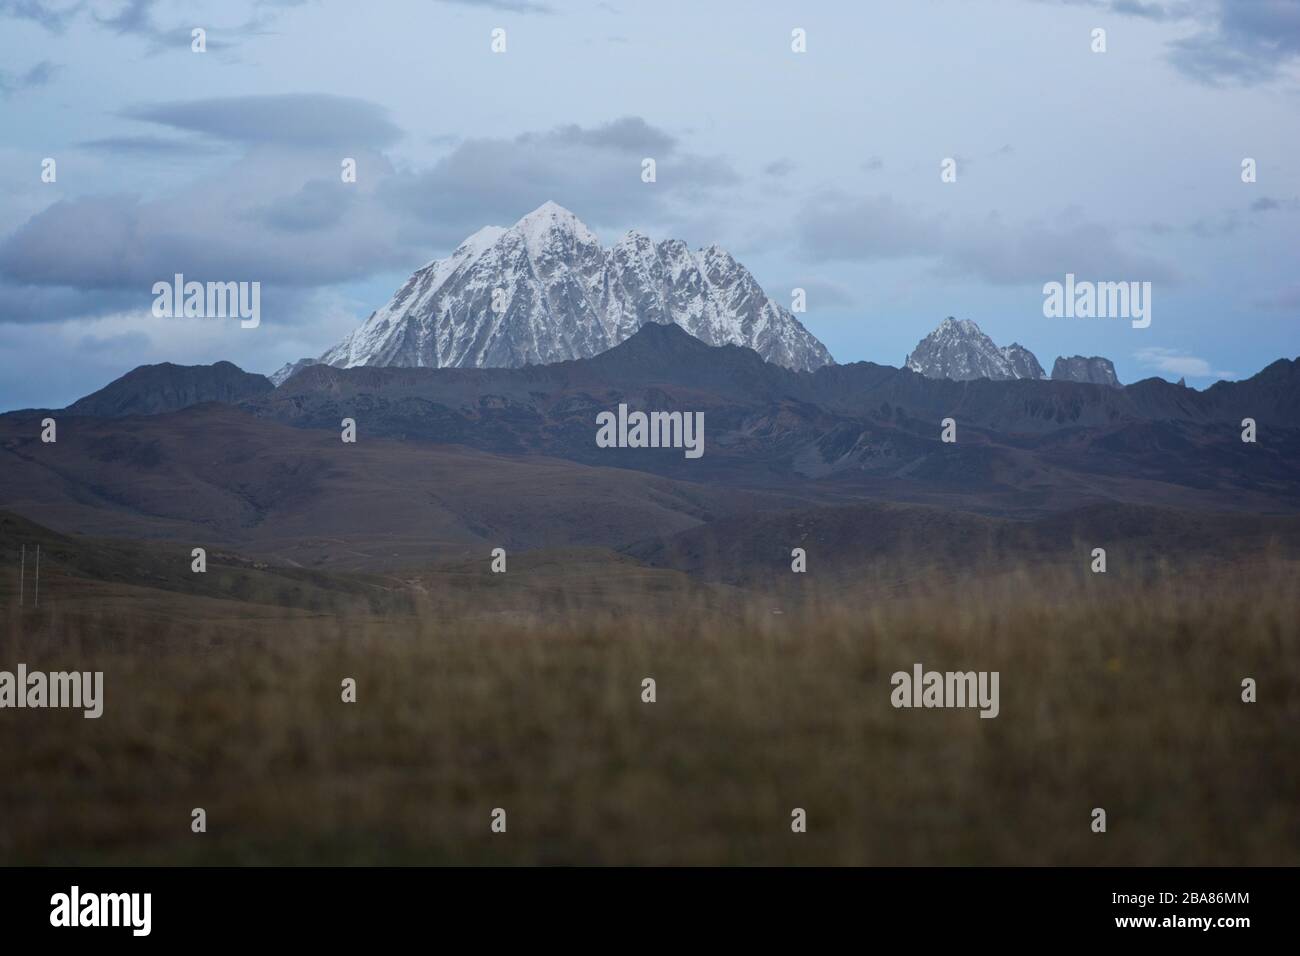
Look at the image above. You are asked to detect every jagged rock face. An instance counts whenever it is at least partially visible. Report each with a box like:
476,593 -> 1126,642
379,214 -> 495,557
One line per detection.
306,201 -> 833,374
1001,343 -> 1046,381
1051,355 -> 1121,387
904,317 -> 1046,381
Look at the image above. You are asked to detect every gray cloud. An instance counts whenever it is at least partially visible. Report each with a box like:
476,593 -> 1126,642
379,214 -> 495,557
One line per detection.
1043,0 -> 1300,85
943,213 -> 1180,284
0,0 -> 80,32
1037,0 -> 1197,19
0,59 -> 58,96
1187,212 -> 1240,238
122,94 -> 403,148
95,0 -> 154,35
78,134 -> 211,154
799,194 -> 942,261
1146,201 -> 1297,237
1172,1 -> 1300,84
763,159 -> 796,178
94,0 -> 280,52
1144,213 -> 1238,237
1108,0 -> 1191,21
379,116 -> 738,242
0,282 -> 139,325
0,113 -> 737,325
256,179 -> 358,232
0,0 -> 294,51
0,174 -> 411,301
799,193 -> 1178,284
533,116 -> 674,154
434,0 -> 553,13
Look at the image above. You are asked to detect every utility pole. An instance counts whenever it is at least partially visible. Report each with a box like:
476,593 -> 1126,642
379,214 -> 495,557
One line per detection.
19,544 -> 24,607
34,545 -> 40,608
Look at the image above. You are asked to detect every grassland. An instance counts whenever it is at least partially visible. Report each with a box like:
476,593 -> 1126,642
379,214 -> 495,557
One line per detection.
2,547 -> 1296,866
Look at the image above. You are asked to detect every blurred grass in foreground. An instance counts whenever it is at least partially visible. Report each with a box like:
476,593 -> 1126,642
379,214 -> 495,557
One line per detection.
1,558 -> 1297,865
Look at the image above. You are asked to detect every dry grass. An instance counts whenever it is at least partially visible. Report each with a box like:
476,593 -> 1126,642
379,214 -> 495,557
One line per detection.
1,558 -> 1297,865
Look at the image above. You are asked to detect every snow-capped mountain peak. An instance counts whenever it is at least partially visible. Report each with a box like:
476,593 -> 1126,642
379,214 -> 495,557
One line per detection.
514,200 -> 601,258
905,316 -> 1046,381
292,202 -> 833,379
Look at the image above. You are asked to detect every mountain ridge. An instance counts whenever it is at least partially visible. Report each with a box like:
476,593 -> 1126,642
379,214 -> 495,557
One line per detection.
904,316 -> 1128,387
64,360 -> 273,418
42,323 -> 1298,430
5,325 -> 1298,560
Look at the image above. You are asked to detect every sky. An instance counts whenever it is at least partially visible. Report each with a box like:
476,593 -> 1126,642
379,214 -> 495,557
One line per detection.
0,0 -> 1297,410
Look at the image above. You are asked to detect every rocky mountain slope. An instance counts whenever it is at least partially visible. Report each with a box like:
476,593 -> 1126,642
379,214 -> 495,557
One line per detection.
64,361 -> 273,417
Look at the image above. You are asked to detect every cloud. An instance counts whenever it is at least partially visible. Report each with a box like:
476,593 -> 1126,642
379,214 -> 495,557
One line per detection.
0,281 -> 141,325
1041,0 -> 1300,85
0,113 -> 738,326
0,145 -> 415,310
95,0 -> 156,36
1247,196 -> 1299,214
799,193 -> 942,261
944,214 -> 1179,284
1108,0 -> 1191,21
1134,346 -> 1235,379
434,0 -> 553,12
1186,212 -> 1239,238
1035,0 -> 1196,20
93,0 -> 281,53
1252,285 -> 1300,311
256,179 -> 358,232
540,116 -> 674,154
1170,1 -> 1300,85
0,0 -> 80,32
0,59 -> 58,96
121,94 -> 403,148
77,134 -> 211,154
378,116 -> 738,242
1146,198 -> 1296,237
798,194 -> 1177,285
0,0 -> 295,51
789,277 -> 857,309
763,159 -> 796,178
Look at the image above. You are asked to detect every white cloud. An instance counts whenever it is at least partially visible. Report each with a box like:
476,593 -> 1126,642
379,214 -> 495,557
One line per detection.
1134,346 -> 1235,379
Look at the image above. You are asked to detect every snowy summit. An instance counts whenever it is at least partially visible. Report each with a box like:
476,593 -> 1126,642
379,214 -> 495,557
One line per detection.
273,202 -> 832,383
